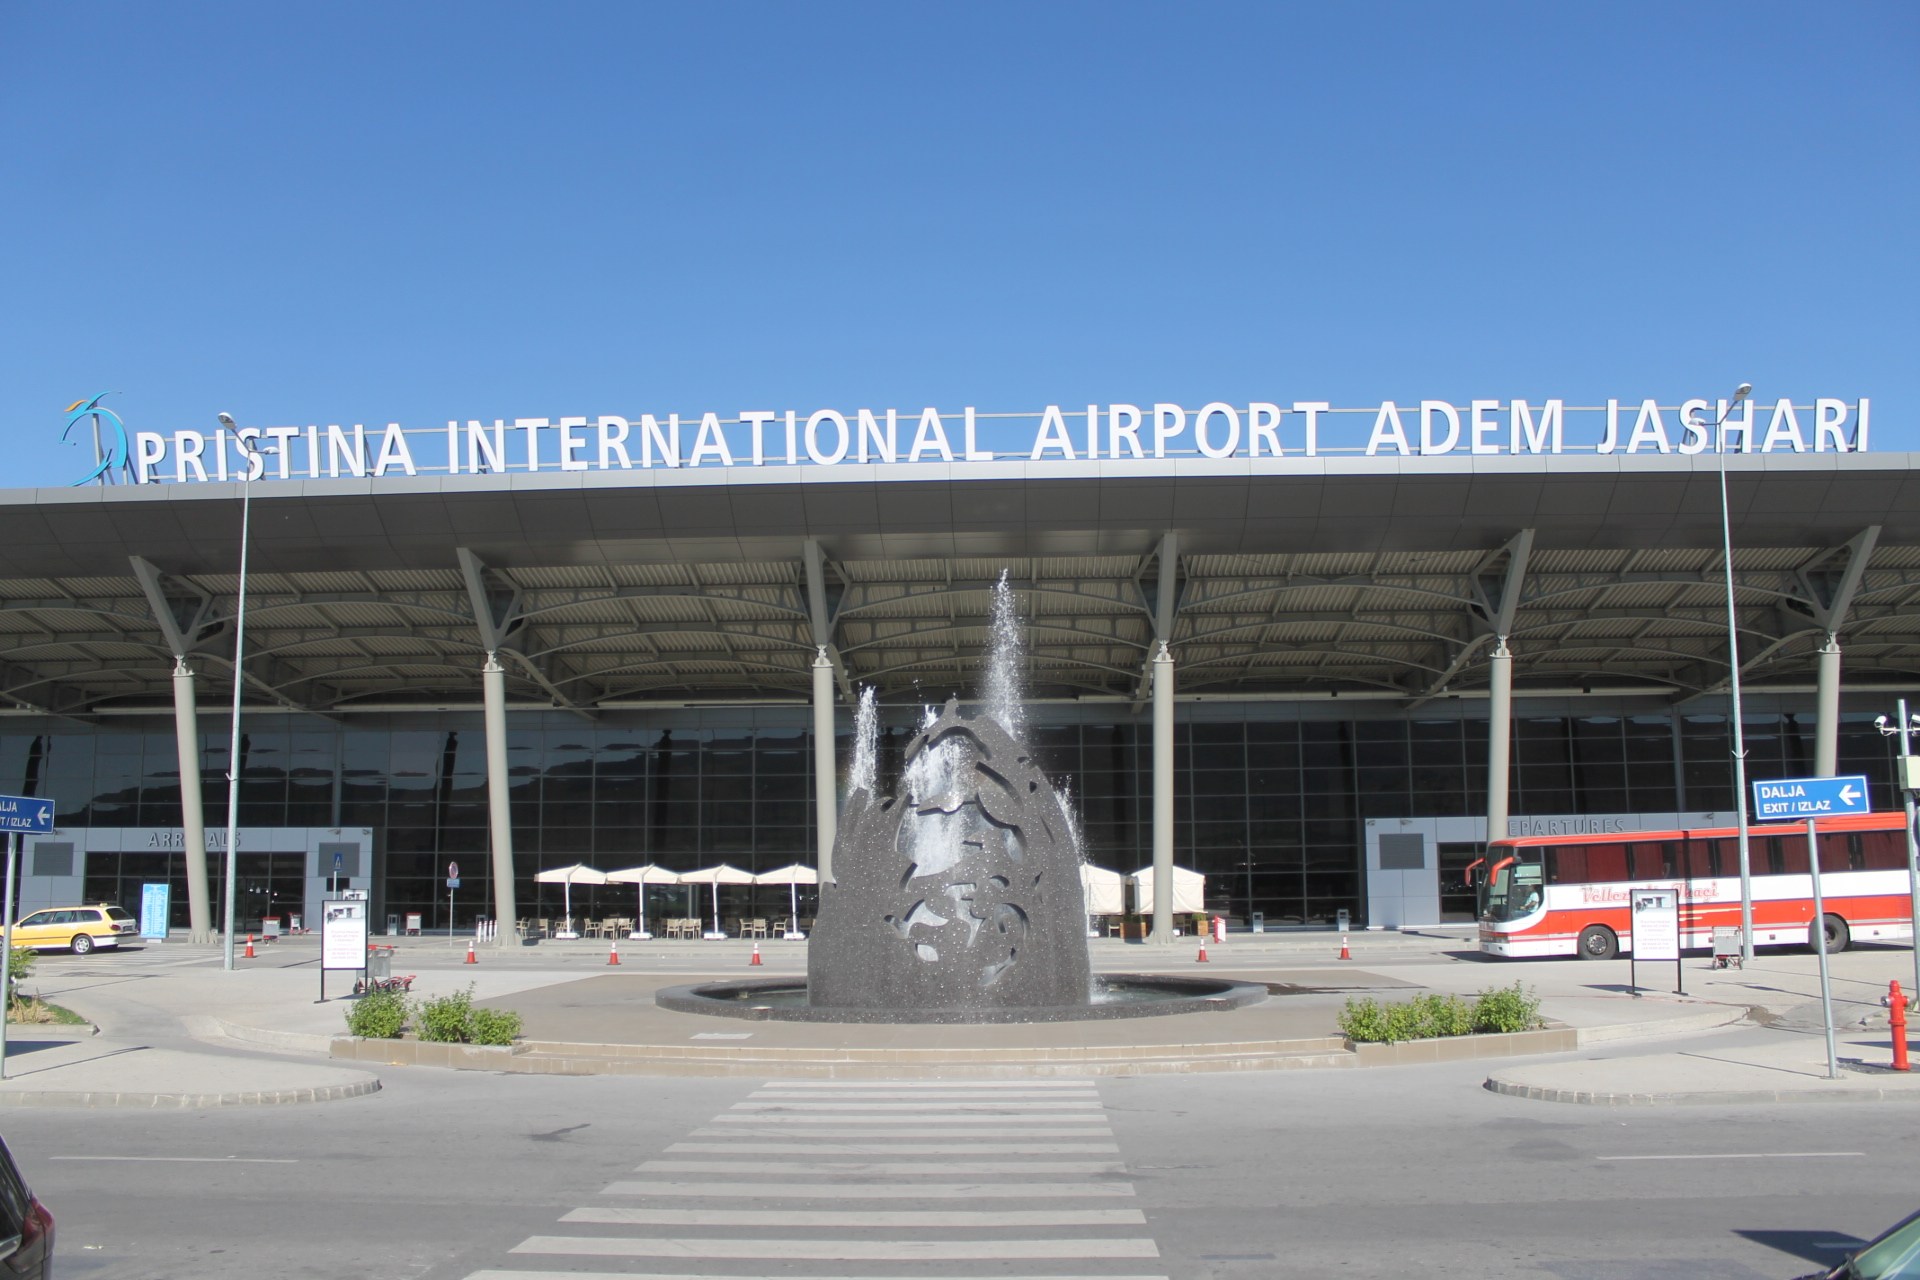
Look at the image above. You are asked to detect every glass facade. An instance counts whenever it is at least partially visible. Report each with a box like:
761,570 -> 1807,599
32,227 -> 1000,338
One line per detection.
5,696 -> 1904,931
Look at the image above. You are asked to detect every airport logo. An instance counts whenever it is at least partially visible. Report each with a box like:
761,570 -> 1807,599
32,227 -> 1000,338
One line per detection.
61,392 -> 130,486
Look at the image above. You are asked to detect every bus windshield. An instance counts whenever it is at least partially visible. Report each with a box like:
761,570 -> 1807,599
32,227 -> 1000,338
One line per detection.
1484,847 -> 1545,922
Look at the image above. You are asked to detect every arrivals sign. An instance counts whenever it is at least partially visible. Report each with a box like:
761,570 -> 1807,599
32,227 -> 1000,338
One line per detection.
98,396 -> 1873,486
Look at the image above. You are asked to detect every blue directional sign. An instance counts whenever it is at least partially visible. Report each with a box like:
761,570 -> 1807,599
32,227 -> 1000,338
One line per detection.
1752,774 -> 1872,821
0,795 -> 54,833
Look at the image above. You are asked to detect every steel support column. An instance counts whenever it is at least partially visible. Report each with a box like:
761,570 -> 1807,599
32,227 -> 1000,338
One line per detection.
1486,639 -> 1514,846
171,659 -> 213,943
1815,633 -> 1842,777
1151,642 -> 1175,945
482,652 -> 517,936
813,647 -> 837,882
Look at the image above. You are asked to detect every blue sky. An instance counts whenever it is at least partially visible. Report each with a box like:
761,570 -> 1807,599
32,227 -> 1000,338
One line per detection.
2,2 -> 1913,485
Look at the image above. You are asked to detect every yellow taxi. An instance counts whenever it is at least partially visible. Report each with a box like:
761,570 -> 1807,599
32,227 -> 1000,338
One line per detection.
9,905 -> 137,954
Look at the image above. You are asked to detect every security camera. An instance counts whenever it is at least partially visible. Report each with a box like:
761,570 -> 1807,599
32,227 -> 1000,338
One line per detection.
1877,715 -> 1889,729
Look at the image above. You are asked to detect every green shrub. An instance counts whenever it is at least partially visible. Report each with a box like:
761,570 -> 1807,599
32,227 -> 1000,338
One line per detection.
1471,982 -> 1543,1033
415,985 -> 477,1043
1338,996 -> 1394,1042
470,1006 -> 522,1046
5,946 -> 34,1009
411,985 -> 521,1045
1339,991 -> 1482,1043
344,987 -> 407,1039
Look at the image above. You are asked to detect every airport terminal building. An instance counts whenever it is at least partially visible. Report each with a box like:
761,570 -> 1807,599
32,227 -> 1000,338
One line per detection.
2,397 -> 1913,939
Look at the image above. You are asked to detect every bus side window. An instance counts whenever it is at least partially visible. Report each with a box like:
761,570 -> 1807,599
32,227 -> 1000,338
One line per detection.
1769,836 -> 1807,876
1858,830 -> 1907,871
1585,843 -> 1629,882
1683,839 -> 1718,880
1551,845 -> 1583,883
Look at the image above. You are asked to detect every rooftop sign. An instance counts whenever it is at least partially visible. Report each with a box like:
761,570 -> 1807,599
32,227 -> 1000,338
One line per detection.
94,396 -> 1870,486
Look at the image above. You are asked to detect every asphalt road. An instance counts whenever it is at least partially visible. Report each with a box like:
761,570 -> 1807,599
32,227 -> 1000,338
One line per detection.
4,1024 -> 1913,1280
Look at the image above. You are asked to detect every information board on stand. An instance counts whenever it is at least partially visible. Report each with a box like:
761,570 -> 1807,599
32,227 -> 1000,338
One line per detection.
319,898 -> 368,1003
1629,888 -> 1681,995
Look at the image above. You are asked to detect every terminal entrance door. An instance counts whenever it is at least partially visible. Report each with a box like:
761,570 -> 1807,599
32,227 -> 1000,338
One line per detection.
1437,842 -> 1484,922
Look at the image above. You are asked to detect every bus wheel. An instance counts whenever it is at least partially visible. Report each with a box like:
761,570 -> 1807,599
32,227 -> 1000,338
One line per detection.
1577,925 -> 1618,961
1820,914 -> 1850,954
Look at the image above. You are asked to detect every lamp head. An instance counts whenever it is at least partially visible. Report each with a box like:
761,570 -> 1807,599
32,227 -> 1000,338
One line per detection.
1733,383 -> 1752,402
217,412 -> 237,429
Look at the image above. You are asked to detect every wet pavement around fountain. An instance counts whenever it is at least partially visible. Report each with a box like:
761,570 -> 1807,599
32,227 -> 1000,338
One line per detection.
5,927 -> 1917,1106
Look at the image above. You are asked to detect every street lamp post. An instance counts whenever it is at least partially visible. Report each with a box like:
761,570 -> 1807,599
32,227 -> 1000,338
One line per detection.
217,413 -> 258,972
1874,704 -> 1920,1001
1693,384 -> 1756,964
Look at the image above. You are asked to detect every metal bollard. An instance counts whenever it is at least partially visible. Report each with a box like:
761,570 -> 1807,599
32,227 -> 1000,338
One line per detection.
1888,980 -> 1910,1073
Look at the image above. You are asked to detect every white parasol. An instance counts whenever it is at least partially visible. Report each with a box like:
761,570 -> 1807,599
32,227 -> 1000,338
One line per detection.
752,862 -> 819,940
533,863 -> 607,938
676,863 -> 756,938
605,863 -> 680,940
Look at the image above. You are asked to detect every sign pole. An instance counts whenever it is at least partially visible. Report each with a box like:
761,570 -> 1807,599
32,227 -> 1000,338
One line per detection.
0,796 -> 57,1081
1804,817 -> 1839,1079
1899,698 -> 1920,1005
0,832 -> 16,1079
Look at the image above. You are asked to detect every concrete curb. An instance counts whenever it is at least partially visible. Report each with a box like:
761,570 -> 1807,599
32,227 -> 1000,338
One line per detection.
1482,1077 -> 1920,1106
328,1023 -> 1597,1079
1573,1004 -> 1752,1045
1348,1026 -> 1577,1066
0,1078 -> 382,1110
186,1015 -> 336,1055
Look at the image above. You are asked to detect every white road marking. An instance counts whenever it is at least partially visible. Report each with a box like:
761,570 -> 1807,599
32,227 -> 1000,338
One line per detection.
1596,1151 -> 1866,1161
561,1207 -> 1148,1227
689,1125 -> 1110,1138
770,1079 -> 1098,1088
601,1180 -> 1136,1198
666,1141 -> 1120,1155
50,1155 -> 298,1164
512,1235 -> 1160,1260
751,1089 -> 1100,1100
470,1273 -> 1165,1280
638,1159 -> 1127,1175
711,1112 -> 1108,1124
732,1100 -> 1103,1111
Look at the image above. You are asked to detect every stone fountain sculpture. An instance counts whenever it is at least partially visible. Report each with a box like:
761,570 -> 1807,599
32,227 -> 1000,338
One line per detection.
807,696 -> 1093,1017
654,574 -> 1264,1024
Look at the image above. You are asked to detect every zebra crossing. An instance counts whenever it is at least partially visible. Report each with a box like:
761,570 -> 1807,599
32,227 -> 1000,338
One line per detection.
464,1077 -> 1167,1280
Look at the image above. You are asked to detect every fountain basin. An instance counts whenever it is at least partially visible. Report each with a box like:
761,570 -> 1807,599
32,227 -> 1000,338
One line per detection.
654,973 -> 1269,1024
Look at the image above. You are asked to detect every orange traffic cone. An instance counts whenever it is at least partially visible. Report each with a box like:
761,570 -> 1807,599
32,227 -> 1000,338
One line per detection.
1195,936 -> 1209,963
607,938 -> 621,966
750,942 -> 762,966
465,939 -> 477,965
244,934 -> 255,959
1339,934 -> 1351,960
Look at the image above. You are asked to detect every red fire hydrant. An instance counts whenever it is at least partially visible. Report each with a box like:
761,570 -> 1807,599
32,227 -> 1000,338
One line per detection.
1887,980 -> 1910,1073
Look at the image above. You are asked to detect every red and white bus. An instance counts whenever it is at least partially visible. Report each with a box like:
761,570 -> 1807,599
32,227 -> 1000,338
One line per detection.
1475,812 -> 1916,959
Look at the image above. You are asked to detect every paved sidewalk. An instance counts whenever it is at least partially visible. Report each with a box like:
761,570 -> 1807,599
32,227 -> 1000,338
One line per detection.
0,928 -> 1911,1105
